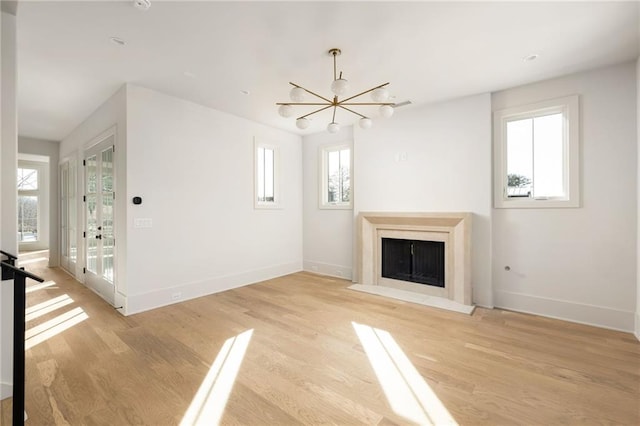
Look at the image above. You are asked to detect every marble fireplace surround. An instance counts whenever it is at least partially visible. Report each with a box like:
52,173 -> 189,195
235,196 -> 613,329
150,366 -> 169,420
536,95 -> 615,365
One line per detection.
354,212 -> 473,312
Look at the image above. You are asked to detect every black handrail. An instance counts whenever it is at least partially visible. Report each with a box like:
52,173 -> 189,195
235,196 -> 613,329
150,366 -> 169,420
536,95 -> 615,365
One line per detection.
0,250 -> 18,280
1,260 -> 44,426
0,250 -> 18,259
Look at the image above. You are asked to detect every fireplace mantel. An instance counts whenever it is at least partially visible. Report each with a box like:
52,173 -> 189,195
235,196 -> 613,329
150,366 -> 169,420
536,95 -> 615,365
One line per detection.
355,212 -> 473,309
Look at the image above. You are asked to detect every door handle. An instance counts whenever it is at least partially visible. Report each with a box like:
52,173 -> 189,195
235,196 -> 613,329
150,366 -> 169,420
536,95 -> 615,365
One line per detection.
97,226 -> 102,231
96,234 -> 102,240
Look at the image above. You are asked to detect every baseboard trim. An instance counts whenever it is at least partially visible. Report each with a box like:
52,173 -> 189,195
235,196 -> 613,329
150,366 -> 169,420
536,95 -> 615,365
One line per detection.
635,312 -> 640,341
125,261 -> 302,316
303,260 -> 352,280
494,290 -> 634,332
1,382 -> 11,400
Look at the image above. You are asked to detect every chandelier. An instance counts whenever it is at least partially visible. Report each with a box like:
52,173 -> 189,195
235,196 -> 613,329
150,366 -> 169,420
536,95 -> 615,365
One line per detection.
276,48 -> 395,133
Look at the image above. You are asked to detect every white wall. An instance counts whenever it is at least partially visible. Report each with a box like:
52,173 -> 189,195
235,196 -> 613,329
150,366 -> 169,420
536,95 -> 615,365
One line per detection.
353,94 -> 493,307
492,62 -> 637,332
59,86 -> 127,308
124,85 -> 303,314
636,56 -> 640,340
18,137 -> 60,266
1,9 -> 17,400
302,126 -> 354,279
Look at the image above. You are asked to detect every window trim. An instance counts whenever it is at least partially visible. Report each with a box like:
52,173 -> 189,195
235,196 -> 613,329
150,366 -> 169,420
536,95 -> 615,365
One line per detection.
254,139 -> 282,209
319,143 -> 353,210
17,160 -> 44,245
493,95 -> 580,209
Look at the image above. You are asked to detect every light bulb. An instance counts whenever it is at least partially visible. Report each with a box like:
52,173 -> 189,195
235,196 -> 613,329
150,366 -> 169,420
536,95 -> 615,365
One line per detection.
331,78 -> 349,96
359,117 -> 373,129
296,118 -> 310,129
327,122 -> 340,134
371,87 -> 389,102
278,104 -> 293,118
379,104 -> 394,118
290,87 -> 305,102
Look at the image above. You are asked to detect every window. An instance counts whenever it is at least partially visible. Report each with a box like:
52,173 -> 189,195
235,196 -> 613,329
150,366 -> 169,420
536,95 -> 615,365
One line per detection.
254,140 -> 280,208
494,95 -> 580,208
320,144 -> 352,209
17,166 -> 41,242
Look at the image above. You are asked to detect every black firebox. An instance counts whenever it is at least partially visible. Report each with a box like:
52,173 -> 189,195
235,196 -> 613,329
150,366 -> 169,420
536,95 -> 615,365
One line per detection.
381,238 -> 445,287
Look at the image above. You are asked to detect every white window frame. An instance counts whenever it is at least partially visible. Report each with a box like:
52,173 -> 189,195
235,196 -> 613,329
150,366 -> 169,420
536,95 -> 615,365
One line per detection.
319,143 -> 353,210
493,95 -> 580,208
254,139 -> 281,209
17,160 -> 45,247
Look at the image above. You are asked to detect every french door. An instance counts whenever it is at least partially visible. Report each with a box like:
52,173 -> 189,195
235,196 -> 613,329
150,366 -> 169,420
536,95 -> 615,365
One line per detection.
84,136 -> 115,305
60,159 -> 78,274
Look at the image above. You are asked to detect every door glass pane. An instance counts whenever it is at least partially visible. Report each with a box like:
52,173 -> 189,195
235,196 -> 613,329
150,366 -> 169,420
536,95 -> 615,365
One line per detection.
17,168 -> 38,190
86,156 -> 97,194
18,195 -> 38,242
69,160 -> 77,262
102,147 -> 113,192
86,194 -> 98,273
101,147 -> 114,283
60,165 -> 68,256
70,228 -> 77,263
102,194 -> 114,283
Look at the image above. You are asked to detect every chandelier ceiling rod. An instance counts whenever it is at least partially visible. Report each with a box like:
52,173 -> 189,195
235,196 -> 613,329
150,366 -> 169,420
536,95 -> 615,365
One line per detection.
276,48 -> 396,133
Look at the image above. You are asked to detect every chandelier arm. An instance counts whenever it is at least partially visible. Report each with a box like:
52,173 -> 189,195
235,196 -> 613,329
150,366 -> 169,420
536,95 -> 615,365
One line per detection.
277,103 -> 332,106
289,82 -> 333,103
332,106 -> 337,123
340,102 -> 396,106
339,82 -> 390,104
298,104 -> 334,120
337,104 -> 367,119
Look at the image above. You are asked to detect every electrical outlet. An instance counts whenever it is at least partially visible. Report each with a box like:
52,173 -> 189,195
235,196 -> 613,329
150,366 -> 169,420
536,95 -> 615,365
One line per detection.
171,292 -> 182,301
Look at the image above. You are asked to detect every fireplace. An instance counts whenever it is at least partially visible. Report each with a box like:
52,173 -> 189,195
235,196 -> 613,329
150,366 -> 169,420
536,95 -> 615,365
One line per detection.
355,212 -> 473,310
382,238 -> 445,287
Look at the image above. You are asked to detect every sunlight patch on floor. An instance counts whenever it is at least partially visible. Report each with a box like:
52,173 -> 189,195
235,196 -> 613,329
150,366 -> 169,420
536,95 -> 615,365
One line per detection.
25,294 -> 74,322
25,307 -> 89,350
17,257 -> 48,266
25,281 -> 57,293
352,322 -> 458,425
181,329 -> 254,426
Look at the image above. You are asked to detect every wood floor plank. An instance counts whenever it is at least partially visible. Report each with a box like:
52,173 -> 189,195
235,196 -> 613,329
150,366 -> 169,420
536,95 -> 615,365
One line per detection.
1,254 -> 637,426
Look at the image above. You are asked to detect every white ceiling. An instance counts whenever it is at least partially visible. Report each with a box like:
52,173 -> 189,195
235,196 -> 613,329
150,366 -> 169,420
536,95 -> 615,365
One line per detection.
15,1 -> 640,141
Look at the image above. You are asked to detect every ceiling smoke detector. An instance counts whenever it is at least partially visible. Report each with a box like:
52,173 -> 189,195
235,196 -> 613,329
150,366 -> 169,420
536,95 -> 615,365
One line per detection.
133,0 -> 151,11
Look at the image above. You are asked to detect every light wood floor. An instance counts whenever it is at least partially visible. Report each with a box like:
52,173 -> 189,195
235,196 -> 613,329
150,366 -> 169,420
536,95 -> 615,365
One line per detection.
3,253 -> 639,425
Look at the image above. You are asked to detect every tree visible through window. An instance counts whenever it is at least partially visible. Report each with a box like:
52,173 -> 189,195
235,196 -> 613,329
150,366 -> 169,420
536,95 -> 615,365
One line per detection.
17,167 -> 39,242
327,148 -> 350,203
321,145 -> 352,208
